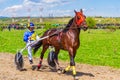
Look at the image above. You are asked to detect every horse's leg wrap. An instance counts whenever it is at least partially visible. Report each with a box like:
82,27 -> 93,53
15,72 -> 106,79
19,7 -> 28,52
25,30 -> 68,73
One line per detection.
65,65 -> 71,71
37,64 -> 41,70
37,59 -> 42,70
62,65 -> 71,74
72,66 -> 76,76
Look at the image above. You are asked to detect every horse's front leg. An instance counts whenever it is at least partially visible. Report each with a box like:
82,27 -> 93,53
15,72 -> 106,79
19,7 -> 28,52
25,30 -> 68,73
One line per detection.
37,45 -> 49,70
62,49 -> 77,78
65,56 -> 76,76
70,56 -> 76,77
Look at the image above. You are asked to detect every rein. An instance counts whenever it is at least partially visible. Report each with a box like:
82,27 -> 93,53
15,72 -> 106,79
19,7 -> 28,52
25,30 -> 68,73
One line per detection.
39,16 -> 85,38
45,26 -> 82,38
45,20 -> 83,37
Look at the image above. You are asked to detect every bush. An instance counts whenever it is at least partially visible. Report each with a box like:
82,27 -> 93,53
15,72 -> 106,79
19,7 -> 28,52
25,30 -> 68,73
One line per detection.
86,17 -> 96,29
105,26 -> 117,32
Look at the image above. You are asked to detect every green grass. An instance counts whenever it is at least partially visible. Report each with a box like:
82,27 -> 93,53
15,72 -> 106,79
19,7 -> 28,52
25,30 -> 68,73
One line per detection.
0,29 -> 120,68
77,29 -> 120,68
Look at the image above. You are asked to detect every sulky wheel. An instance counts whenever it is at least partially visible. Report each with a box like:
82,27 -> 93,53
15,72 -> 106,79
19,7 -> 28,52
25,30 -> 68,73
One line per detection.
14,52 -> 24,71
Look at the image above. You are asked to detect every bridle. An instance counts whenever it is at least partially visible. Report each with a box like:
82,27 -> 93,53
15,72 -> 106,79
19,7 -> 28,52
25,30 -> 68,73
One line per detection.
74,13 -> 86,27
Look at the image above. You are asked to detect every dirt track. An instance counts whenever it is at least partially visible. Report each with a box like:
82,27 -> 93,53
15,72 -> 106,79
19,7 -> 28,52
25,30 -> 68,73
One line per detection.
0,53 -> 120,80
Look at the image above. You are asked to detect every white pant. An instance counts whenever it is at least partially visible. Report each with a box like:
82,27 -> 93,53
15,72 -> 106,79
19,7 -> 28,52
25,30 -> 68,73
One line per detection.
27,41 -> 35,61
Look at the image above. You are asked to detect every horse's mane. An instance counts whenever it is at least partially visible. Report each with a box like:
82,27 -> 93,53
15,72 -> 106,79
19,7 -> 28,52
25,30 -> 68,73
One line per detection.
65,18 -> 74,28
63,18 -> 74,32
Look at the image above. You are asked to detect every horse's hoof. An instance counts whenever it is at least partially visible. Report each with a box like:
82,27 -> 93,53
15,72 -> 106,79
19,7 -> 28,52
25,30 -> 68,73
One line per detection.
62,69 -> 66,74
37,64 -> 41,70
73,75 -> 79,80
57,70 -> 62,74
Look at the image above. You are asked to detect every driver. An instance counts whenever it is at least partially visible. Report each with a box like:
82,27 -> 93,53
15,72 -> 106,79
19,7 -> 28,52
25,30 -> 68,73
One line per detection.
23,22 -> 39,64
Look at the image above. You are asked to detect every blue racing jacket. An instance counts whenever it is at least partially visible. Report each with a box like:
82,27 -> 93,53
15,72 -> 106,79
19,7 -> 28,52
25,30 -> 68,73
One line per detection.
23,30 -> 37,43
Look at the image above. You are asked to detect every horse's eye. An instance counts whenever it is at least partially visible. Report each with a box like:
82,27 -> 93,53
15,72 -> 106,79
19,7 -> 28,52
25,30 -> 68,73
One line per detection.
77,17 -> 80,19
77,16 -> 81,19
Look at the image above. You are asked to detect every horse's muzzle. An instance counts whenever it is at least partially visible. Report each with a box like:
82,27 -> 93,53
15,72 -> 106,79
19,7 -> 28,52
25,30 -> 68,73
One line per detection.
83,26 -> 88,31
81,21 -> 88,31
81,23 -> 88,31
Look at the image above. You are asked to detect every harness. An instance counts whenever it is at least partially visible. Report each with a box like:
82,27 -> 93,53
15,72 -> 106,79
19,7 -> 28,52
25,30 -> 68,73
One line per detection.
56,30 -> 63,42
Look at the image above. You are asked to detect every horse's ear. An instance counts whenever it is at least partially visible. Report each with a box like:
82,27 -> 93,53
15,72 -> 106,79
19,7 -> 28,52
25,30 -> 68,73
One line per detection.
80,9 -> 83,13
74,10 -> 77,13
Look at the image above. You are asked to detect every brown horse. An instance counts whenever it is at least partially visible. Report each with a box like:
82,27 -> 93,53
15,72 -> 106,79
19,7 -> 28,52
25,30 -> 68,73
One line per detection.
32,9 -> 88,78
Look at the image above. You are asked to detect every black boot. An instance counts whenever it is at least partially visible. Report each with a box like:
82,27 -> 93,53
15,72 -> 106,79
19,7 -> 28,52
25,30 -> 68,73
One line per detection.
29,60 -> 33,64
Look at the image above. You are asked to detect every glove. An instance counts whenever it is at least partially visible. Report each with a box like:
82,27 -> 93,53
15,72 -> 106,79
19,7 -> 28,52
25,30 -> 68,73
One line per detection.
28,36 -> 31,40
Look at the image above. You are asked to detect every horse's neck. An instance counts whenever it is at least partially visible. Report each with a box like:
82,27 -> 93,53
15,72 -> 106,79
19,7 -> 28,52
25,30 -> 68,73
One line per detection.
70,20 -> 81,35
63,17 -> 81,35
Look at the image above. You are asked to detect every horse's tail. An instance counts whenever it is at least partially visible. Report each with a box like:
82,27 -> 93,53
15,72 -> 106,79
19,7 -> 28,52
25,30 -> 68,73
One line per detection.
31,40 -> 42,54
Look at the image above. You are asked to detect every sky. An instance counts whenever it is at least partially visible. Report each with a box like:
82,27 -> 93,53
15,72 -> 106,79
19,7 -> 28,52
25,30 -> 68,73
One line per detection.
0,0 -> 120,17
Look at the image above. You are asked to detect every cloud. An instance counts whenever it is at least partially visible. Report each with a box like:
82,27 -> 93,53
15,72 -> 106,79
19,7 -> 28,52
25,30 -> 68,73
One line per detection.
3,5 -> 23,12
23,0 -> 70,8
0,0 -> 72,17
29,0 -> 40,3
22,0 -> 56,9
42,0 -> 60,3
48,10 -> 72,17
0,5 -> 23,17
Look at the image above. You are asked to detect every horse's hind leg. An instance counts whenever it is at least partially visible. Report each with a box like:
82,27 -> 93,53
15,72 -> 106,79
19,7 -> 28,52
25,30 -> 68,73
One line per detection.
55,49 -> 61,71
37,45 -> 49,70
54,48 -> 61,71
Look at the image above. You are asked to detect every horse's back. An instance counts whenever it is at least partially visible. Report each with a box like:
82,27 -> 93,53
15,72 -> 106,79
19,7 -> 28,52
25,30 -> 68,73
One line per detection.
43,28 -> 62,36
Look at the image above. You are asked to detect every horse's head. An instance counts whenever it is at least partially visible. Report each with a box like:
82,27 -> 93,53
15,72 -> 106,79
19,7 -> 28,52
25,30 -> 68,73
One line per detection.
74,9 -> 88,31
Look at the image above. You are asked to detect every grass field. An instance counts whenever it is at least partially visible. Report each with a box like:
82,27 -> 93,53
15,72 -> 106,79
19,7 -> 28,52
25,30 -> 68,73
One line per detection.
0,29 -> 120,68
